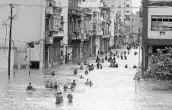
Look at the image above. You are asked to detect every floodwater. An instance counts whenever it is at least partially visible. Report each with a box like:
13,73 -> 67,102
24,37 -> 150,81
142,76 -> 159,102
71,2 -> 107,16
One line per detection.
1,49 -> 172,110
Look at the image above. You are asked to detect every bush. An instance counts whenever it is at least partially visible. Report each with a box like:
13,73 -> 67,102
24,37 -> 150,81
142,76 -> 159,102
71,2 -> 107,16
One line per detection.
148,47 -> 172,80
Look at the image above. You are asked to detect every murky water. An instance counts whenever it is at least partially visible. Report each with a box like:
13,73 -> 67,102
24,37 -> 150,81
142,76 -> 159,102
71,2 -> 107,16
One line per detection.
1,49 -> 172,110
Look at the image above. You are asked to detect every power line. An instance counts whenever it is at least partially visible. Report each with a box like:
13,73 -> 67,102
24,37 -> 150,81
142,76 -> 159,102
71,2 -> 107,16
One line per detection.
2,3 -> 170,10
0,38 -> 28,43
13,3 -> 142,8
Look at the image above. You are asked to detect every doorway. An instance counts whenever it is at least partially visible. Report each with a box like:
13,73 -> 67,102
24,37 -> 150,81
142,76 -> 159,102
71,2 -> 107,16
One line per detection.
30,61 -> 40,69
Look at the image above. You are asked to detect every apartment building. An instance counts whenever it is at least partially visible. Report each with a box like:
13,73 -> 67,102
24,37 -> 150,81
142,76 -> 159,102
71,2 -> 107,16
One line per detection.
44,0 -> 64,68
107,0 -> 132,48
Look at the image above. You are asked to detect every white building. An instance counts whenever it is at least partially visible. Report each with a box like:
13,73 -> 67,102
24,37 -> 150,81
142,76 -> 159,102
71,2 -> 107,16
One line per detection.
108,0 -> 132,23
107,0 -> 132,48
142,0 -> 172,70
132,11 -> 142,34
0,0 -> 45,69
79,0 -> 104,55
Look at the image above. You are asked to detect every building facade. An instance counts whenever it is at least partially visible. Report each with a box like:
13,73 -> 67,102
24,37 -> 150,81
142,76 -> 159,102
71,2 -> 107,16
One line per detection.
107,0 -> 132,48
142,0 -> 172,72
44,0 -> 64,68
68,0 -> 109,60
130,11 -> 142,46
81,7 -> 93,58
100,1 -> 111,53
68,0 -> 83,61
61,0 -> 69,64
0,0 -> 45,69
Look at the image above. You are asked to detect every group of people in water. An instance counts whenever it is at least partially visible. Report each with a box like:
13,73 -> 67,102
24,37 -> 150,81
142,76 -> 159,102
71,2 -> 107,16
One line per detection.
53,60 -> 97,105
27,49 -> 134,105
55,79 -> 76,104
107,50 -> 130,68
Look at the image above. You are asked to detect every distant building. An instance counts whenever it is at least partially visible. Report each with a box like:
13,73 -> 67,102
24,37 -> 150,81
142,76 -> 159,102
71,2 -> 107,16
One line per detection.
107,0 -> 132,48
129,11 -> 142,45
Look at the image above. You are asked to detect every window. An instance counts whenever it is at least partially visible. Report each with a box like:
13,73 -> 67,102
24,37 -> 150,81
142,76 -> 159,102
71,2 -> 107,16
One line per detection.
151,15 -> 172,31
125,10 -> 130,13
160,31 -> 165,36
126,5 -> 130,7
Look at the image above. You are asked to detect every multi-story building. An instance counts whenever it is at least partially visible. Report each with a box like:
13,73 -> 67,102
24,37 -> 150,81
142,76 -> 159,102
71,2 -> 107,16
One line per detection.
68,0 -> 94,61
81,7 -> 93,58
80,0 -> 111,55
108,0 -> 132,48
92,7 -> 103,56
44,0 -> 64,68
100,0 -> 111,53
0,0 -> 45,70
68,0 -> 83,61
141,0 -> 172,72
61,0 -> 69,64
67,0 -> 111,60
129,11 -> 142,46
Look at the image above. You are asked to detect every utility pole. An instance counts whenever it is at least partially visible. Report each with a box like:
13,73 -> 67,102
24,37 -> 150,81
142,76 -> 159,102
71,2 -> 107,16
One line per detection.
8,4 -> 13,79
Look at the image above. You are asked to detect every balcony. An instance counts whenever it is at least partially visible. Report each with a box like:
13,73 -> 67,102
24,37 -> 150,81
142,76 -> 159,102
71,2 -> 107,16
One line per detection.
49,17 -> 62,32
82,8 -> 92,15
45,7 -> 53,15
93,23 -> 102,35
49,25 -> 59,32
53,30 -> 64,40
68,28 -> 82,40
102,33 -> 111,38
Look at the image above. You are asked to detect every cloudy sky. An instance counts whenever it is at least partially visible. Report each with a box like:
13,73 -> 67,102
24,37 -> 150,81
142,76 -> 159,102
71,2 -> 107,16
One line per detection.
132,0 -> 141,13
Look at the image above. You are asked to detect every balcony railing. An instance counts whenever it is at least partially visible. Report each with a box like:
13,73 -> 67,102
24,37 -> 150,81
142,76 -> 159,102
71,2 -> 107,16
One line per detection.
68,28 -> 82,40
53,30 -> 64,39
49,17 -> 62,32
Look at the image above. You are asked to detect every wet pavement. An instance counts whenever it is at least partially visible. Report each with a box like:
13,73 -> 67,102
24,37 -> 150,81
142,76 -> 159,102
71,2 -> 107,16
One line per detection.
1,49 -> 172,110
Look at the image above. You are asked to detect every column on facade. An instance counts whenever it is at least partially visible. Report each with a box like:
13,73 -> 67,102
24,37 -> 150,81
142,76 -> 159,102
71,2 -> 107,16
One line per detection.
80,41 -> 84,59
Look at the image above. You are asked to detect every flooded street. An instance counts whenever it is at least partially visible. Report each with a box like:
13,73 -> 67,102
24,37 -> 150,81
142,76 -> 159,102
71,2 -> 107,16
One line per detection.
1,49 -> 172,110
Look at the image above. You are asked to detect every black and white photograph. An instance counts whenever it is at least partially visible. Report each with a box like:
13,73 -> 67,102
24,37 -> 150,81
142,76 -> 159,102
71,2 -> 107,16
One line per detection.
0,0 -> 172,109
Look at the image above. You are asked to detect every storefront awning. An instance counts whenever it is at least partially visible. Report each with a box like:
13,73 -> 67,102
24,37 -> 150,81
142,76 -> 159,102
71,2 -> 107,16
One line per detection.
146,39 -> 172,45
